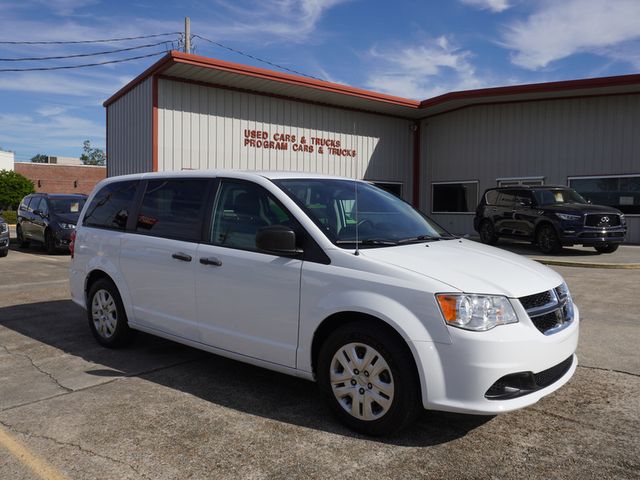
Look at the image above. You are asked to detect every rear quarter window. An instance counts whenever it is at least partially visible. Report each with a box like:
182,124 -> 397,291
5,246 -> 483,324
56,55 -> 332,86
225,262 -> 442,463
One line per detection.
484,190 -> 499,205
83,181 -> 139,231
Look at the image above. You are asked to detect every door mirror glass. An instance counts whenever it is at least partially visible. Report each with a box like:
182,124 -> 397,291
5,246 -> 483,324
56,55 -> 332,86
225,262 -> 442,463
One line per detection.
256,225 -> 300,256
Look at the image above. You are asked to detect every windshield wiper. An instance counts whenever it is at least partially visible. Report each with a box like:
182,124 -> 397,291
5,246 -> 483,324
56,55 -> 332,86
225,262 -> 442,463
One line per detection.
336,238 -> 399,246
396,235 -> 441,244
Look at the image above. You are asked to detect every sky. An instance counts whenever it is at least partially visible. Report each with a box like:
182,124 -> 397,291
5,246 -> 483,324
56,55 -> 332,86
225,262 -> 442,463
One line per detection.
1,0 -> 640,162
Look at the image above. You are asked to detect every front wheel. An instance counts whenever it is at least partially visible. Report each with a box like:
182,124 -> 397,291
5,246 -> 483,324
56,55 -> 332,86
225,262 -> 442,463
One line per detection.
16,225 -> 30,248
594,243 -> 619,254
479,220 -> 498,245
87,278 -> 135,348
536,224 -> 561,254
317,322 -> 421,436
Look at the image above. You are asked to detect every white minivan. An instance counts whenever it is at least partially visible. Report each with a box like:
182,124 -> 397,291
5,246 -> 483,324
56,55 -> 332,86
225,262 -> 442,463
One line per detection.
69,171 -> 579,435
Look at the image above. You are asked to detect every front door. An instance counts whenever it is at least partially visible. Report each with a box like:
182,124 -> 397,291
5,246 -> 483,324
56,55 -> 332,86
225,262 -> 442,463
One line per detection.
195,179 -> 302,367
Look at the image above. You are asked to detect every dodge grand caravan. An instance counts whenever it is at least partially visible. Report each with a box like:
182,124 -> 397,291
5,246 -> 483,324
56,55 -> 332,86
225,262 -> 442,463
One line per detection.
69,171 -> 579,435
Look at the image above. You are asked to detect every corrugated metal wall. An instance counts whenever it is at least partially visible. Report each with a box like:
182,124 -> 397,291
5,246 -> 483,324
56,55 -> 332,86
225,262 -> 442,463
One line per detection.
106,77 -> 153,176
421,94 -> 640,243
157,78 -> 414,201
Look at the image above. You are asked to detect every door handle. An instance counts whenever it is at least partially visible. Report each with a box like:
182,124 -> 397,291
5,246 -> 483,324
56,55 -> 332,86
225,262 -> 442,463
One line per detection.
172,252 -> 192,262
200,256 -> 222,267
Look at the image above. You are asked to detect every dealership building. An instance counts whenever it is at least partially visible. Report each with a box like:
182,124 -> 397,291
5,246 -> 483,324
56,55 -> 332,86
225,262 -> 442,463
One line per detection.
104,51 -> 640,242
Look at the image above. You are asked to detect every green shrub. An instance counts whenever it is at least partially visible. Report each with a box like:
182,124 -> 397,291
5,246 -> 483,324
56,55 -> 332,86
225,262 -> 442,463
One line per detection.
0,210 -> 17,224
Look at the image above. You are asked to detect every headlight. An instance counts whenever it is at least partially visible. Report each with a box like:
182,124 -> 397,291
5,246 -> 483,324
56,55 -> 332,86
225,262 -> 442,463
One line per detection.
436,294 -> 518,331
58,222 -> 76,229
0,223 -> 7,234
555,213 -> 581,221
621,214 -> 626,225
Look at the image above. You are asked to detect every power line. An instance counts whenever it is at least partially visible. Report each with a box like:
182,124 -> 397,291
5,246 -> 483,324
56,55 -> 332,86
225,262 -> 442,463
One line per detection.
0,32 -> 181,45
191,34 -> 324,81
0,40 -> 174,62
0,50 -> 168,72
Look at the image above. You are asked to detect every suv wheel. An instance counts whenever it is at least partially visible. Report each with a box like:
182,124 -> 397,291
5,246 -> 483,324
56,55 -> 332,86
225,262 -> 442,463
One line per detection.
16,225 -> 30,248
87,278 -> 135,348
594,243 -> 619,254
479,220 -> 498,245
317,321 -> 421,436
0,249 -> 7,258
536,224 -> 561,254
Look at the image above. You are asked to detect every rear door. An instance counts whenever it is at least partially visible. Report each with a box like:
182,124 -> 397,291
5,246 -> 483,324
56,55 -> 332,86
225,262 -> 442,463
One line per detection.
195,178 -> 302,367
22,195 -> 39,239
495,190 -> 516,234
31,196 -> 49,243
119,177 -> 212,341
512,190 -> 536,237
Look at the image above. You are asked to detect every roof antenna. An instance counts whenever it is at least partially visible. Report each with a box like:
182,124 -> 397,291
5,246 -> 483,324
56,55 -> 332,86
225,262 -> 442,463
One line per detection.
353,120 -> 359,256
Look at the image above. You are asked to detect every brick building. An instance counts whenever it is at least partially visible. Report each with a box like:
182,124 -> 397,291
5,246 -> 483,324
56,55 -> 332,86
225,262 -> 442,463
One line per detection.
14,163 -> 106,195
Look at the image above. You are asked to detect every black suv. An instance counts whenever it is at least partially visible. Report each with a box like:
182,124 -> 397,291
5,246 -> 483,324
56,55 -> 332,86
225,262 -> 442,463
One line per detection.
474,186 -> 627,254
17,193 -> 87,254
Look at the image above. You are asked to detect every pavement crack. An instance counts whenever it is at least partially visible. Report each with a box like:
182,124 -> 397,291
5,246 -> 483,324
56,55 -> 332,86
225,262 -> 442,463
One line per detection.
0,342 -> 72,393
577,364 -> 640,378
0,419 -> 152,480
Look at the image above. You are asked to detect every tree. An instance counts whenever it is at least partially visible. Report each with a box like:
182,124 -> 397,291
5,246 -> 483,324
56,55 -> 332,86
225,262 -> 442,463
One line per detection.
80,140 -> 106,166
31,154 -> 49,163
0,170 -> 35,210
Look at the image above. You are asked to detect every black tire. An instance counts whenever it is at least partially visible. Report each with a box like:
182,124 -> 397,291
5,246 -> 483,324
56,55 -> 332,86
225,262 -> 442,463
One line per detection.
317,321 -> 421,436
536,224 -> 561,254
594,243 -> 619,254
87,278 -> 135,348
44,229 -> 56,255
479,220 -> 498,245
16,225 -> 30,248
0,249 -> 7,258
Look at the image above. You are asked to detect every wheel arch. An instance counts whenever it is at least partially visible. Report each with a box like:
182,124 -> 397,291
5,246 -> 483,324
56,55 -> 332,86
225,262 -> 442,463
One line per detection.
83,266 -> 135,323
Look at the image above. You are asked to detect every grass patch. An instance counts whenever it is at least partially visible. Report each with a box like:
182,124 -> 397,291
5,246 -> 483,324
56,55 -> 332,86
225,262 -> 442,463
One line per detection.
0,210 -> 17,224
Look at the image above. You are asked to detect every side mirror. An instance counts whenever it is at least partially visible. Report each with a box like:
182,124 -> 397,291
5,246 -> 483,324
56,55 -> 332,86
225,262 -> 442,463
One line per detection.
519,200 -> 532,207
256,225 -> 302,256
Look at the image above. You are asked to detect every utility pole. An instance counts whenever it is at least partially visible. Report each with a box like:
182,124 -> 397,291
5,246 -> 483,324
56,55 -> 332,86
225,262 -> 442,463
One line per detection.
184,17 -> 191,54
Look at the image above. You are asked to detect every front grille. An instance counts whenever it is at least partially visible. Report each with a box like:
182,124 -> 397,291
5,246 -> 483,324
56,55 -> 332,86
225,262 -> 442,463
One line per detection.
585,214 -> 620,227
519,286 -> 574,335
534,356 -> 573,388
519,291 -> 553,310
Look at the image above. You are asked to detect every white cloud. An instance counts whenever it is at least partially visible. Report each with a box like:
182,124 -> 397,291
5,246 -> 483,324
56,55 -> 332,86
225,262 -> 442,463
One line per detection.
365,36 -> 485,99
502,0 -> 640,69
0,72 -> 119,97
460,0 -> 511,13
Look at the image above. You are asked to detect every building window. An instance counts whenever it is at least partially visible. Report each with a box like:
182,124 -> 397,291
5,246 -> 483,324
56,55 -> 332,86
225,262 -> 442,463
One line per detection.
497,177 -> 544,187
369,181 -> 403,197
568,175 -> 640,215
431,181 -> 478,214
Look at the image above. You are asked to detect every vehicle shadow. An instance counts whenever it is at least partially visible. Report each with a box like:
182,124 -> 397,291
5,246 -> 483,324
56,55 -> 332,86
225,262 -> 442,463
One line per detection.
0,299 -> 493,446
8,241 -> 69,256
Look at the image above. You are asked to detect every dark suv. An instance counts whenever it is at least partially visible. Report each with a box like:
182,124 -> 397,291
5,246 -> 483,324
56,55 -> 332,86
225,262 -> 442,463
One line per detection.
474,186 -> 627,254
17,193 -> 87,254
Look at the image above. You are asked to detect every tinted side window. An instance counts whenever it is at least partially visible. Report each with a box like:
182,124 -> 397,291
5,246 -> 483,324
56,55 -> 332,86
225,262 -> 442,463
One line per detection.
484,190 -> 499,205
35,197 -> 49,215
136,179 -> 209,242
210,180 -> 295,251
20,197 -> 32,212
83,181 -> 138,231
497,191 -> 516,207
514,191 -> 533,206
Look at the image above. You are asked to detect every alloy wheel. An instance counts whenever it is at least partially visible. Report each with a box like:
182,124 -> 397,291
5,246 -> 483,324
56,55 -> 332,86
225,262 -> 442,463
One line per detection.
91,289 -> 118,339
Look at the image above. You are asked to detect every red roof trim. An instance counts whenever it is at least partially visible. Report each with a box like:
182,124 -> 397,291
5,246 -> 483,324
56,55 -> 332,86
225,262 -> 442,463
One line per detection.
103,50 -> 640,112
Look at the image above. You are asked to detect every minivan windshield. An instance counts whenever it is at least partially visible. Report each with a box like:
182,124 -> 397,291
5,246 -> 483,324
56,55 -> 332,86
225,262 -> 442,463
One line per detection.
533,188 -> 587,206
274,179 -> 451,248
49,197 -> 86,215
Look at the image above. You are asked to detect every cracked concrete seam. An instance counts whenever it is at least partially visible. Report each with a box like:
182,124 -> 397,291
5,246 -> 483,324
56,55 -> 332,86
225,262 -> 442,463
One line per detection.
577,364 -> 640,378
0,419 -> 152,480
0,342 -> 72,393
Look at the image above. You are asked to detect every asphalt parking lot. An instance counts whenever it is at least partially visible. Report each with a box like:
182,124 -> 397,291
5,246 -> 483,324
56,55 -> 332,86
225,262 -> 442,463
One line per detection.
0,244 -> 639,479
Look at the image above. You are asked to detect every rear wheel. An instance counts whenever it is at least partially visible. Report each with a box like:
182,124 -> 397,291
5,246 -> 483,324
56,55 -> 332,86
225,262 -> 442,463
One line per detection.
317,321 -> 421,436
479,220 -> 498,245
536,224 -> 561,254
16,225 -> 29,248
594,243 -> 619,254
87,278 -> 135,348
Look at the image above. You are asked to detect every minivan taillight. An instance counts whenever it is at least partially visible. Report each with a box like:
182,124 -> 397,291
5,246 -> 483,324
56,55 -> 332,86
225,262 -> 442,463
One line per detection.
70,230 -> 76,258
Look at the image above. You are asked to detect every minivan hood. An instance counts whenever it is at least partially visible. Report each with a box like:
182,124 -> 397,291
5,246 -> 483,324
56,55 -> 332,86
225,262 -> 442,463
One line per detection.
361,239 -> 562,298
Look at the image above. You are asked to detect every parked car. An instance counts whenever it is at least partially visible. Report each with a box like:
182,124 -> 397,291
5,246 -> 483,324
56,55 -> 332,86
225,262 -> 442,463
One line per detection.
0,215 -> 8,257
474,186 -> 627,254
17,193 -> 87,254
70,172 -> 579,436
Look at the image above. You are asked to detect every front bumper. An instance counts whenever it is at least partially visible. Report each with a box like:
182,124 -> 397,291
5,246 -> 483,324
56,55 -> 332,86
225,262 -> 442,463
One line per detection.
558,225 -> 626,246
414,304 -> 579,415
0,231 -> 9,250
